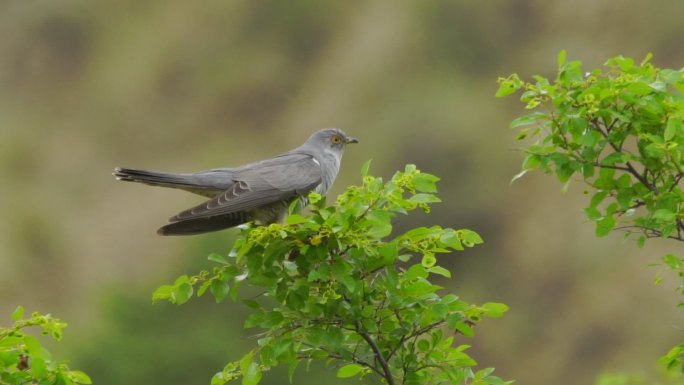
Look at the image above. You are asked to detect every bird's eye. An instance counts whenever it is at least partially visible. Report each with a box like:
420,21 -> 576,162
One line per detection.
331,136 -> 342,144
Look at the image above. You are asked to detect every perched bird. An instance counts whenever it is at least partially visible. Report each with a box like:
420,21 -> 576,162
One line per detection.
114,128 -> 357,236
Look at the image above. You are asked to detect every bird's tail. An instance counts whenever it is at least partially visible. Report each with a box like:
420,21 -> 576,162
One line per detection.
113,167 -> 219,197
157,214 -> 247,236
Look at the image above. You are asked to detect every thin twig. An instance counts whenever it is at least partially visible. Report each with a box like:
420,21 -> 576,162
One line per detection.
593,118 -> 658,192
356,321 -> 395,385
593,162 -> 631,172
297,342 -> 384,377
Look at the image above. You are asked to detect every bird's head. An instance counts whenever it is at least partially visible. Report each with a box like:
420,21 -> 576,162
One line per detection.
308,128 -> 358,154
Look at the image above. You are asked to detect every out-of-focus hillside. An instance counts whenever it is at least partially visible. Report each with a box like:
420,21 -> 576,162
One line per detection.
1,1 -> 683,384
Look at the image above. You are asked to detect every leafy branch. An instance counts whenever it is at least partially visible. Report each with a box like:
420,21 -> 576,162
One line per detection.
498,51 -> 684,376
498,52 -> 684,243
154,162 -> 510,385
0,307 -> 91,385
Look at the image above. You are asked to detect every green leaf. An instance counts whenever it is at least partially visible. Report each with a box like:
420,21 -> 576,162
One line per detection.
417,339 -> 431,352
663,254 -> 683,270
481,302 -> 509,318
556,161 -> 577,183
401,227 -> 437,241
496,74 -> 522,98
644,143 -> 666,158
509,112 -> 545,128
70,370 -> 93,385
595,216 -> 616,237
368,221 -> 393,239
0,336 -> 23,349
626,82 -> 653,95
427,266 -> 452,278
413,173 -> 440,193
459,229 -> 484,247
288,196 -> 304,214
198,280 -> 211,297
336,364 -> 364,378
242,362 -> 262,385
23,335 -> 50,360
210,280 -> 230,303
584,207 -> 602,221
454,322 -> 474,338
440,230 -> 463,250
307,191 -> 322,205
339,275 -> 357,292
637,235 -> 646,248
404,280 -> 440,296
608,55 -> 634,71
653,209 -> 676,221
522,154 -> 541,170
30,355 -> 47,378
577,130 -> 602,147
640,52 -> 653,66
590,191 -> 608,208
240,351 -> 262,385
404,264 -> 429,281
261,311 -> 285,328
557,49 -> 567,67
286,214 -> 308,225
615,174 -> 631,189
208,253 -> 228,264
308,268 -> 330,282
664,118 -> 681,141
361,159 -> 372,178
288,360 -> 299,383
212,372 -> 227,385
174,281 -> 194,305
378,241 -> 398,261
11,305 -> 24,321
152,285 -> 174,303
408,193 -> 441,204
421,254 -> 437,268
559,60 -> 583,84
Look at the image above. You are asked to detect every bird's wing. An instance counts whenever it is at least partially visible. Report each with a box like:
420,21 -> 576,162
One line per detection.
169,153 -> 322,222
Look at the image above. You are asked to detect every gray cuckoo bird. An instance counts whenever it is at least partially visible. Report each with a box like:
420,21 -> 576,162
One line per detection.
113,128 -> 357,236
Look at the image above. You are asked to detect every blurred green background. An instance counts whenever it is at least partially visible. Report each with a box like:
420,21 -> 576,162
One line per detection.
1,1 -> 683,384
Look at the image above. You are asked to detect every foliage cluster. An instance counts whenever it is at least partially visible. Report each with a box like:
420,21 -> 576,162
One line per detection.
498,52 -> 684,375
0,307 -> 91,385
154,162 -> 510,385
498,51 -> 684,244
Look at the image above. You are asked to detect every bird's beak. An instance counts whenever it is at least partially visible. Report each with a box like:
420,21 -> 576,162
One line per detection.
346,136 -> 359,144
